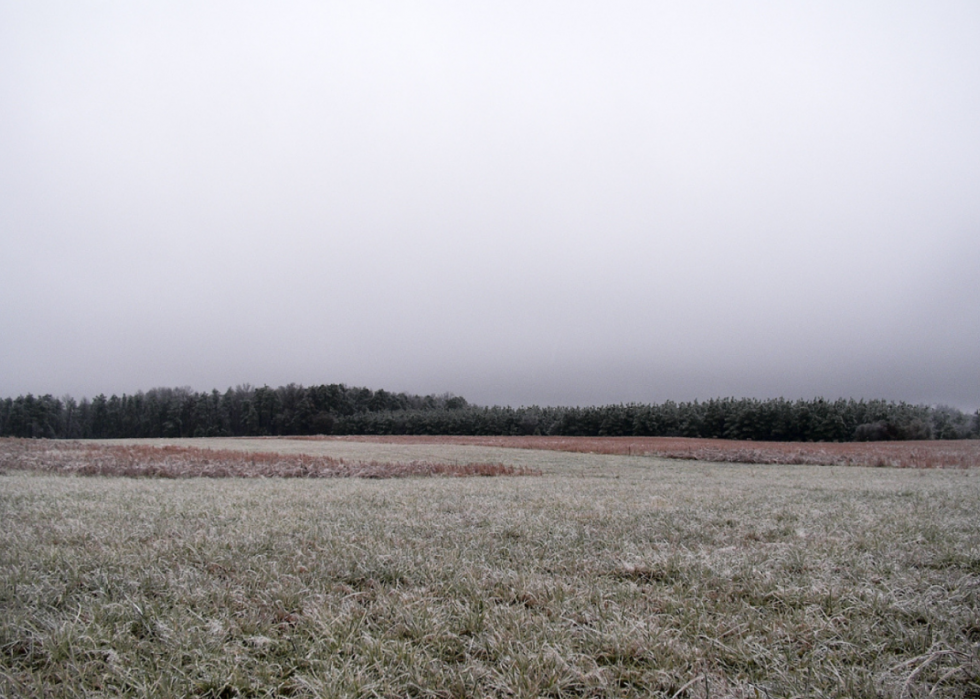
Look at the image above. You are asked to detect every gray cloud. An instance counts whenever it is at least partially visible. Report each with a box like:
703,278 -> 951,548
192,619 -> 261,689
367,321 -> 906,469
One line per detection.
2,1 -> 978,408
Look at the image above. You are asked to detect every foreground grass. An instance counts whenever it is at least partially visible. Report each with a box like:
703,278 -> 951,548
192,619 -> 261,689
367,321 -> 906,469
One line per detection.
2,451 -> 979,697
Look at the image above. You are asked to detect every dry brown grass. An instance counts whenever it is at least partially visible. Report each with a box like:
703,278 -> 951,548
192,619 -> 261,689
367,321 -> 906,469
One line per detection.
293,435 -> 980,468
0,438 -> 537,479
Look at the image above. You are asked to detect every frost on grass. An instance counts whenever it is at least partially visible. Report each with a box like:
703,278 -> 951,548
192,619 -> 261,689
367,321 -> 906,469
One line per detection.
2,444 -> 979,698
0,438 -> 536,478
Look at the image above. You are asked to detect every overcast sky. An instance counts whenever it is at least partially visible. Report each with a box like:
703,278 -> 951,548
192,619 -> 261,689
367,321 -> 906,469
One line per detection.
2,1 -> 978,409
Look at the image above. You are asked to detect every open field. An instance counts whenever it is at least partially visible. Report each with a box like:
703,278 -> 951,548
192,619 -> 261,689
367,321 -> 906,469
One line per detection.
296,436 -> 980,470
56,435 -> 980,472
2,439 -> 980,697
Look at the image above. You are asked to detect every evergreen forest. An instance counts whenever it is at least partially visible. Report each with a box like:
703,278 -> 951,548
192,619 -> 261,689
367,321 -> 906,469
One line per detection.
2,384 -> 978,442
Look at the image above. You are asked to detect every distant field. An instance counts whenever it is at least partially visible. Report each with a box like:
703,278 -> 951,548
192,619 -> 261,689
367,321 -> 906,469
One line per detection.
306,435 -> 980,470
2,438 -> 979,697
50,434 -> 980,471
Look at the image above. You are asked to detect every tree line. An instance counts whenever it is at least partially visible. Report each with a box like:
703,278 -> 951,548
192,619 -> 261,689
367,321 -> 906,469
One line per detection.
1,383 -> 977,442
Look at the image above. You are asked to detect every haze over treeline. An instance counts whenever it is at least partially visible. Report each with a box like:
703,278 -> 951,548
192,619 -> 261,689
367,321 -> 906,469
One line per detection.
2,2 -> 979,409
2,384 -> 977,443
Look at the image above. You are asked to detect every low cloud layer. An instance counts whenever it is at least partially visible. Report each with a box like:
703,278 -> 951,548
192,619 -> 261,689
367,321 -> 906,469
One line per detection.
2,1 -> 978,408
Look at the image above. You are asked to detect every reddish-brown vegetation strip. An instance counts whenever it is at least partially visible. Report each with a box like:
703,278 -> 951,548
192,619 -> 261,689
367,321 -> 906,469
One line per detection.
0,439 -> 537,479
290,435 -> 980,469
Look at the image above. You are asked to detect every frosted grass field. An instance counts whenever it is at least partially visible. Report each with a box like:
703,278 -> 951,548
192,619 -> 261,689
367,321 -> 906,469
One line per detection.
2,439 -> 979,697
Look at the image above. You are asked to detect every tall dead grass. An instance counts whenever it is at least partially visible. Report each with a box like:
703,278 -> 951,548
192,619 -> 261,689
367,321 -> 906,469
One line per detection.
0,439 -> 536,479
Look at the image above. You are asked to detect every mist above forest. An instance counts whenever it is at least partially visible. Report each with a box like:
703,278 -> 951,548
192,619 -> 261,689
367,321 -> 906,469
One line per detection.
2,2 -> 979,410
